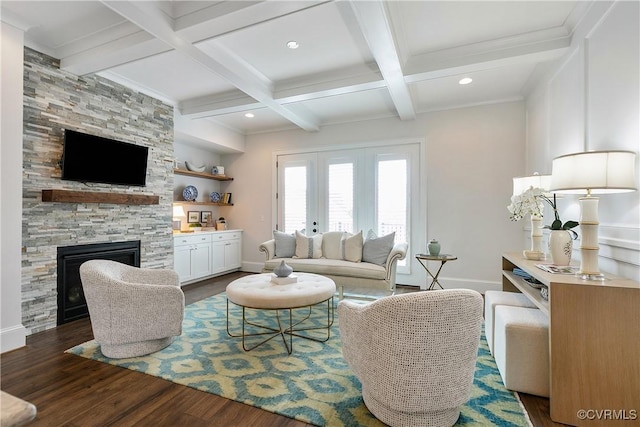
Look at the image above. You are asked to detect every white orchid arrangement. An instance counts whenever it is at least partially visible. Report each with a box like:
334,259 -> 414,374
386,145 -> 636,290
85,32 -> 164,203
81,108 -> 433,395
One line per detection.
508,187 -> 579,238
507,187 -> 546,220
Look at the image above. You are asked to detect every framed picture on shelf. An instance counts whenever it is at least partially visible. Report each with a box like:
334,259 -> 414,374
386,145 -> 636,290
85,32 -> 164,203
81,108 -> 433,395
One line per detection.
187,211 -> 200,223
201,211 -> 212,224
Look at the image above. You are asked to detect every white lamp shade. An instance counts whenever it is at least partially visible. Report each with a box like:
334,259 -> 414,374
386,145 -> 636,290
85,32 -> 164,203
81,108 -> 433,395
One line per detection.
172,205 -> 186,218
550,151 -> 637,194
512,174 -> 551,196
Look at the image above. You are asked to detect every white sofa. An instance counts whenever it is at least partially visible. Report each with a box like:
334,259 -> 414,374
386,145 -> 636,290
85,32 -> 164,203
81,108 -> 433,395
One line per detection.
259,231 -> 407,299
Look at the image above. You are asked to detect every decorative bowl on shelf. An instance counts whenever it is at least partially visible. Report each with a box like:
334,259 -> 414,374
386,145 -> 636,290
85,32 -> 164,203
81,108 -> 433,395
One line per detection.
210,191 -> 221,203
183,185 -> 198,201
185,161 -> 206,172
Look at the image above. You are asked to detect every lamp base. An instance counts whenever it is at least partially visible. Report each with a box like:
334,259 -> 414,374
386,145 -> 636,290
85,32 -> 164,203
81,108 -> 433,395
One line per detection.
576,272 -> 606,281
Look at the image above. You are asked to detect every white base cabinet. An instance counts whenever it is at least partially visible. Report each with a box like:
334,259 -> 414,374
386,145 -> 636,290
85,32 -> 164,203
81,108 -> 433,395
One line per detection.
211,231 -> 242,274
174,230 -> 242,285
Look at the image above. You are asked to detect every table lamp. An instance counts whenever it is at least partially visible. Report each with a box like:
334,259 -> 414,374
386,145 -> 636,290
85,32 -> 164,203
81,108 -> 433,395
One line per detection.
172,205 -> 186,231
512,173 -> 551,260
550,151 -> 637,280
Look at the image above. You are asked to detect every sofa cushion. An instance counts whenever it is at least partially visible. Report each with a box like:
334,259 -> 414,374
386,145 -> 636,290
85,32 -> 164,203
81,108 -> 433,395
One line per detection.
294,230 -> 323,259
322,231 -> 346,260
264,258 -> 386,280
273,230 -> 296,258
362,231 -> 395,266
342,231 -> 363,262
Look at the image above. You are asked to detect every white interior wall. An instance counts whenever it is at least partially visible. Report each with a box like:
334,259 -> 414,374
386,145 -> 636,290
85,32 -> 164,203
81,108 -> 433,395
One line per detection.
222,101 -> 526,292
1,22 -> 27,352
525,1 -> 640,281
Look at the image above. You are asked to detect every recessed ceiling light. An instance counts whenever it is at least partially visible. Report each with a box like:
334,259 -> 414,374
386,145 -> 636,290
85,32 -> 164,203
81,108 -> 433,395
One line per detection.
286,41 -> 299,49
459,77 -> 473,85
244,113 -> 255,118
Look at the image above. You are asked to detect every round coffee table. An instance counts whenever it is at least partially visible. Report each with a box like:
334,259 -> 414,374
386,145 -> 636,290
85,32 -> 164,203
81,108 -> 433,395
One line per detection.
226,273 -> 336,354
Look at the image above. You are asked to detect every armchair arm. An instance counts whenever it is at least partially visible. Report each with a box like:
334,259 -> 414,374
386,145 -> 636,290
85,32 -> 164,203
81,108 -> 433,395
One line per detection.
95,281 -> 184,344
124,266 -> 180,287
337,300 -> 373,378
259,239 -> 276,260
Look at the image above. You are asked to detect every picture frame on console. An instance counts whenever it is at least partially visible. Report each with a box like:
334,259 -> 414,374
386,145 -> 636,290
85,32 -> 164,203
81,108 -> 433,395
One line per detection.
201,211 -> 212,224
187,211 -> 200,223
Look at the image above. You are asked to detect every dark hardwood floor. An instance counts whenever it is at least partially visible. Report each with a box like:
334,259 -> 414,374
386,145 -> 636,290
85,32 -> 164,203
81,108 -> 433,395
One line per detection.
1,272 -> 565,426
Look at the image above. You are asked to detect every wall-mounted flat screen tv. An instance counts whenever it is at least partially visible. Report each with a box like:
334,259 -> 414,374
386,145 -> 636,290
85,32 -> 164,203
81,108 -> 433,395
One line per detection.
61,129 -> 149,186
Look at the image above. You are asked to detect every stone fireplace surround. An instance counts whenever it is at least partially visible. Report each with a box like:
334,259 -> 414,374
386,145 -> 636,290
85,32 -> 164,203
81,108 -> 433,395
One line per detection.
22,48 -> 174,334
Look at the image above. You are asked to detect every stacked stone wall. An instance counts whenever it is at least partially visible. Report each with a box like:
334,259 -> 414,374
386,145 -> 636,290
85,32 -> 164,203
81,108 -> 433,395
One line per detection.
22,48 -> 174,334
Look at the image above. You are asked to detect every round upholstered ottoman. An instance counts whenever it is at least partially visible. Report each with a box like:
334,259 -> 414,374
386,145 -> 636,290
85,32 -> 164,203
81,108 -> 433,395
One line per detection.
494,305 -> 550,397
484,290 -> 537,355
226,273 -> 336,354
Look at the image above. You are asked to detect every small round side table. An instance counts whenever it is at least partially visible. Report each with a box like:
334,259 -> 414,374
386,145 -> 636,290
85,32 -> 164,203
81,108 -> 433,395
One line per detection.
415,254 -> 458,290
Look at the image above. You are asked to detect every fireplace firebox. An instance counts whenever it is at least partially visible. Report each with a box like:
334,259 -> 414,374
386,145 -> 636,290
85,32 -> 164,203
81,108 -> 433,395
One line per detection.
57,241 -> 140,325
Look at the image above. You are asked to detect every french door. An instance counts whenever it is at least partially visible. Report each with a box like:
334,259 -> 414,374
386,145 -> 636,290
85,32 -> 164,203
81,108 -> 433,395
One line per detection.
275,143 -> 422,281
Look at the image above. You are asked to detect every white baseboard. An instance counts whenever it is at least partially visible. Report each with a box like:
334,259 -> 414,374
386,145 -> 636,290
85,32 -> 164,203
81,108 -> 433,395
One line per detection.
1,324 -> 27,353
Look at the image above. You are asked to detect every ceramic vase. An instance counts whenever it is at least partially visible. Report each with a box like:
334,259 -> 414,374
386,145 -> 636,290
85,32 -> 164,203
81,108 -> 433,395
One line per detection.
274,260 -> 293,277
428,239 -> 441,256
549,230 -> 573,266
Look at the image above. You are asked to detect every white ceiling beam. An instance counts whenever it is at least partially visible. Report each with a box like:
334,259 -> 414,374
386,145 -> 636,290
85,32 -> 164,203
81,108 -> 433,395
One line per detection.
181,64 -> 386,118
100,0 -> 319,132
347,0 -> 415,121
404,34 -> 571,83
62,33 -> 167,76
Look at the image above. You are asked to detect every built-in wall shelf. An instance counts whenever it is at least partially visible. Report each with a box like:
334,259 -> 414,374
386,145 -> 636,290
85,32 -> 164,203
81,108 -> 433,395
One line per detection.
42,190 -> 159,205
173,201 -> 233,207
173,168 -> 233,181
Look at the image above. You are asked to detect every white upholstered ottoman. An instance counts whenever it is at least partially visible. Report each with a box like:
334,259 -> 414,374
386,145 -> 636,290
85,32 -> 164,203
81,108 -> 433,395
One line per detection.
494,305 -> 550,397
226,273 -> 336,354
484,290 -> 536,355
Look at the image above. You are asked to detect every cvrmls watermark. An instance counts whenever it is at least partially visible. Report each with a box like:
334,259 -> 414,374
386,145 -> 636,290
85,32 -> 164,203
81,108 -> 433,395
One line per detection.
577,409 -> 637,421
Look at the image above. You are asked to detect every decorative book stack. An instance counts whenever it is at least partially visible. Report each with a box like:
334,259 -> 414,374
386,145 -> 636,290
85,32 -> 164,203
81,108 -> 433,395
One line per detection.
270,274 -> 298,285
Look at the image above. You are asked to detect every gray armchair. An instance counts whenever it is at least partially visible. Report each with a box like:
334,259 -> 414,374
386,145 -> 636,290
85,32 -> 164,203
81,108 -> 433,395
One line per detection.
338,290 -> 483,426
79,259 -> 185,358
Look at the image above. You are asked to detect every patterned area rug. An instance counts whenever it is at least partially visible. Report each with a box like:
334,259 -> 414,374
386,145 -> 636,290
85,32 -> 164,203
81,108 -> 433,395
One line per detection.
66,293 -> 531,426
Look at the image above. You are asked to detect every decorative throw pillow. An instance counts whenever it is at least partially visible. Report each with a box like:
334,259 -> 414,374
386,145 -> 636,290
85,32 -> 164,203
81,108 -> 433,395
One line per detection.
273,230 -> 296,258
341,230 -> 363,262
322,231 -> 346,260
294,230 -> 323,259
362,230 -> 395,266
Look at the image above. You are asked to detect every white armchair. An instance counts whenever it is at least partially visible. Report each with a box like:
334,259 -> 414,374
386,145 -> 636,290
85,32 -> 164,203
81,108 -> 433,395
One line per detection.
338,290 -> 483,426
79,259 -> 185,358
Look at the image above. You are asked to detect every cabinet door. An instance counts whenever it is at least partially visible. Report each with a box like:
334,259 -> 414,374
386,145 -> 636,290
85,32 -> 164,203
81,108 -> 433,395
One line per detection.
174,244 -> 193,283
191,242 -> 212,278
224,239 -> 241,269
211,241 -> 226,274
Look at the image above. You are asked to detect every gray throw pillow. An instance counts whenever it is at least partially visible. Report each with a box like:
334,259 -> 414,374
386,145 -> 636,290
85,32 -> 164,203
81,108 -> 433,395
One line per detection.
273,230 -> 296,258
362,230 -> 395,266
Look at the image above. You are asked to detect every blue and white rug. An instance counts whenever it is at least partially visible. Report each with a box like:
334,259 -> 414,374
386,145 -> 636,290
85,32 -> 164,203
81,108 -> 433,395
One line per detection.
67,293 -> 531,426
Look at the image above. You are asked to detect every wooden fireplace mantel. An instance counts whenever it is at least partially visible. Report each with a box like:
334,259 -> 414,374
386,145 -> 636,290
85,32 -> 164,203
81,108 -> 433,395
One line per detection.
42,189 -> 159,205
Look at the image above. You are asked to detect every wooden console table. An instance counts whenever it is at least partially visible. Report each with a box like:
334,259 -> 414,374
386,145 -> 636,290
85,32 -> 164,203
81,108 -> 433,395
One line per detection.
502,252 -> 639,426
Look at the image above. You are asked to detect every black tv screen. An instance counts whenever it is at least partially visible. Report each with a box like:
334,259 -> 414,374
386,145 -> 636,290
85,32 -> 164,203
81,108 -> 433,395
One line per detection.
61,129 -> 149,186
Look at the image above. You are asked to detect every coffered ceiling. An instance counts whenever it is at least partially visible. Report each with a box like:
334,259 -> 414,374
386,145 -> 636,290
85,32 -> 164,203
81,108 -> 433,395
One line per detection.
2,0 -> 589,135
